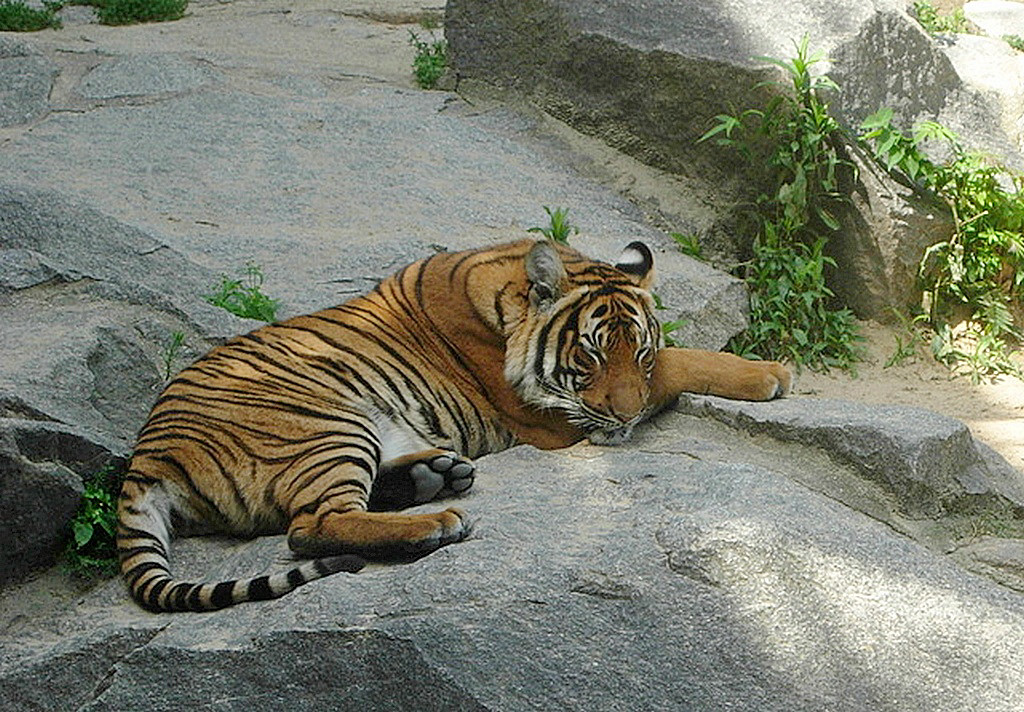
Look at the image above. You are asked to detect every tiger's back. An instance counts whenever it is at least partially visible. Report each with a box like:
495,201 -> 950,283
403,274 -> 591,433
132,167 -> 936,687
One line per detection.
118,238 -> 791,612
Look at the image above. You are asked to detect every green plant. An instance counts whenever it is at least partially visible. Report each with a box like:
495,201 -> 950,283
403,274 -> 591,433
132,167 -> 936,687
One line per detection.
64,464 -> 123,578
699,36 -> 860,371
859,108 -> 936,184
79,0 -> 187,25
0,0 -> 62,31
728,224 -> 861,369
884,308 -> 930,368
409,30 -> 447,89
860,109 -> 1024,380
651,292 -> 685,347
670,232 -> 704,260
1005,35 -> 1024,53
161,330 -> 185,380
205,263 -> 280,322
528,205 -> 580,245
912,0 -> 970,34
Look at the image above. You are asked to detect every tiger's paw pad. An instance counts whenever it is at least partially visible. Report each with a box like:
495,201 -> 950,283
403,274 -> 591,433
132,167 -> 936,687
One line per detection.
410,452 -> 476,503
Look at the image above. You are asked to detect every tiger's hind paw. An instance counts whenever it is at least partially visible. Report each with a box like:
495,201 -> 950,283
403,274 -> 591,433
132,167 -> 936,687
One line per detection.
371,449 -> 476,511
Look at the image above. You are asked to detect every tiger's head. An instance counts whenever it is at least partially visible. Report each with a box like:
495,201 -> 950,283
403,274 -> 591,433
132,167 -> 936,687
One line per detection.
505,240 -> 662,445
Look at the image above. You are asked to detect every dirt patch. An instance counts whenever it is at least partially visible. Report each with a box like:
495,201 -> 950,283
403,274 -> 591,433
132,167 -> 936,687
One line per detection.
796,321 -> 1024,474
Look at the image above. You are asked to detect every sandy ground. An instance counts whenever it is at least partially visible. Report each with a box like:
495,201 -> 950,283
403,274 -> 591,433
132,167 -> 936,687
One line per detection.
796,321 -> 1024,473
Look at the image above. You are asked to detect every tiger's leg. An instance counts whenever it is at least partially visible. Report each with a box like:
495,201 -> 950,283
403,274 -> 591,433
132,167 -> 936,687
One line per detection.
369,449 -> 476,511
649,347 -> 791,410
281,455 -> 469,559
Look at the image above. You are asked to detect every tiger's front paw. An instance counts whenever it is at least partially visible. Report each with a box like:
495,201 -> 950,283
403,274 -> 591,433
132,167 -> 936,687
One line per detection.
755,360 -> 792,400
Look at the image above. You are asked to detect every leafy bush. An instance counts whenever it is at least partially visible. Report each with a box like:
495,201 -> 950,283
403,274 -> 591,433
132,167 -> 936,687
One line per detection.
0,0 -> 62,31
528,205 -> 580,245
699,36 -> 861,371
205,263 -> 280,322
64,464 -> 123,578
860,109 -> 1023,381
409,30 -> 447,89
728,224 -> 860,370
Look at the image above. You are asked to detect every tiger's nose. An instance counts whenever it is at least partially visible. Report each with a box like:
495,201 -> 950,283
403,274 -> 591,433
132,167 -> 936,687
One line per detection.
607,382 -> 645,423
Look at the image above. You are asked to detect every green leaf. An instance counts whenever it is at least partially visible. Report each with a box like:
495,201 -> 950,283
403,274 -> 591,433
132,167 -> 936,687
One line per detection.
860,108 -> 893,130
73,519 -> 95,548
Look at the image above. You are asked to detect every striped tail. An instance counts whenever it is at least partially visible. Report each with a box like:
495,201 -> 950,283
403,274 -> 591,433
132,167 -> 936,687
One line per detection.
118,523 -> 365,613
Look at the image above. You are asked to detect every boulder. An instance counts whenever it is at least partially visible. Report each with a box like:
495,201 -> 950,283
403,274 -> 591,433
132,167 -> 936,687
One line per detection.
444,0 -> 908,260
445,0 -> 1024,319
0,2 -> 751,585
829,143 -> 954,317
830,10 -> 1024,170
3,402 -> 1024,710
0,422 -> 86,584
0,183 -> 258,448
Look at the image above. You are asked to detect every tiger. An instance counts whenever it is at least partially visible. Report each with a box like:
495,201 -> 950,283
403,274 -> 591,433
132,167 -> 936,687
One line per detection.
118,238 -> 791,612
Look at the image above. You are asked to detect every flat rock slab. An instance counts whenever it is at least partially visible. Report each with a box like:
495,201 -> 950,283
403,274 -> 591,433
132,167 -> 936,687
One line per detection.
79,53 -> 220,98
3,407 -> 1024,711
0,0 -> 745,590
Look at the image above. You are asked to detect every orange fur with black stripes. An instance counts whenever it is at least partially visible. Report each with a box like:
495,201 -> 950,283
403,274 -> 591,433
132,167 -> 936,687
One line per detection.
118,239 -> 790,612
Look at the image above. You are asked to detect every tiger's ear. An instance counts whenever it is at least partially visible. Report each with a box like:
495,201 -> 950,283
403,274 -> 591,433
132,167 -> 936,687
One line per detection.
526,240 -> 567,310
615,241 -> 655,290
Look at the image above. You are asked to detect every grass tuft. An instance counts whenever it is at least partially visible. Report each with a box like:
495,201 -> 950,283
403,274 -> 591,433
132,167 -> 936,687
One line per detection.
205,263 -> 280,323
0,0 -> 62,31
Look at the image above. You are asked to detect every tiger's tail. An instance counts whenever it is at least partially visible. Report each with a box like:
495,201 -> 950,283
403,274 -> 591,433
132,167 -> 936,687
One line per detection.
117,473 -> 364,613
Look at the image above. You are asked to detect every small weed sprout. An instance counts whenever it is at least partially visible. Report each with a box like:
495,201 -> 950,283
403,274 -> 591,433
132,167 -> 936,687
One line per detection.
205,263 -> 280,322
64,463 -> 124,579
670,232 -> 704,261
0,0 -> 62,31
652,292 -> 686,347
161,330 -> 186,381
884,308 -> 930,368
528,206 -> 580,245
409,30 -> 447,89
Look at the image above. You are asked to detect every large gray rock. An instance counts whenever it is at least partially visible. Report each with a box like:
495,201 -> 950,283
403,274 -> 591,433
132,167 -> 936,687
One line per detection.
4,4 -> 1024,708
965,0 -> 1024,40
0,1 -> 750,587
0,422 -> 86,584
830,11 -> 1024,169
445,0 -> 1024,319
829,144 -> 954,317
444,0 -> 908,260
0,183 -> 257,450
78,53 -> 220,99
675,394 -> 1024,524
3,404 -> 1024,711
